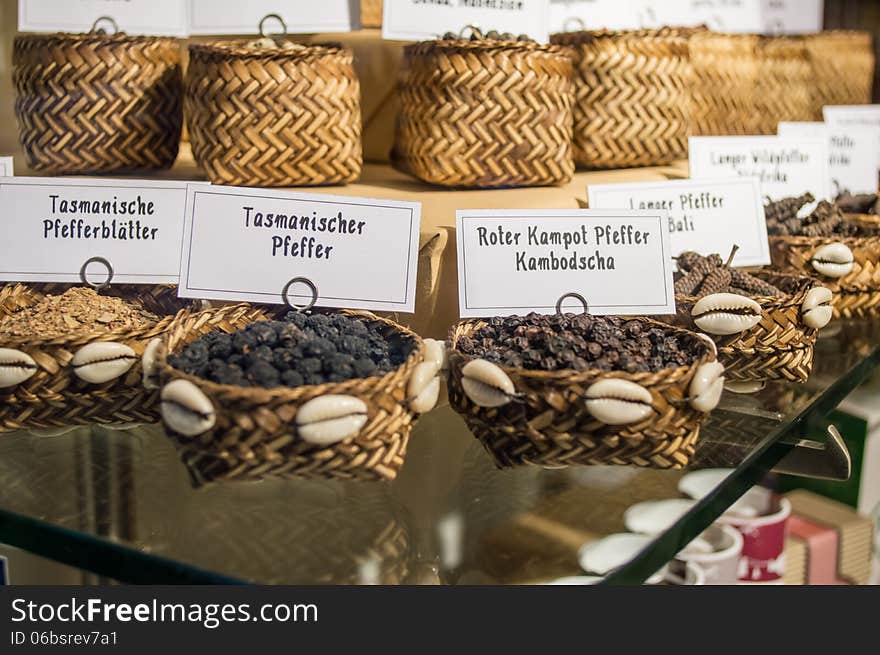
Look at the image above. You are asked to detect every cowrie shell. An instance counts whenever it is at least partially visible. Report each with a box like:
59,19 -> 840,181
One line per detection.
72,342 -> 137,384
689,361 -> 724,413
695,333 -> 718,358
692,293 -> 762,336
584,379 -> 653,425
724,379 -> 766,394
408,361 -> 441,414
796,199 -> 819,219
461,359 -> 515,408
161,379 -> 216,437
423,339 -> 448,372
296,394 -> 368,446
801,286 -> 833,330
810,243 -> 854,278
142,338 -> 162,390
0,347 -> 38,388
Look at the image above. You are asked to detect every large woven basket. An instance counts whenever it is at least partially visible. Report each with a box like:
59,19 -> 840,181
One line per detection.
668,272 -> 824,383
156,310 -> 430,483
689,32 -> 759,136
361,0 -> 383,28
186,41 -> 362,187
752,35 -> 811,135
392,37 -> 574,188
769,234 -> 880,319
446,316 -> 719,470
0,289 -> 260,433
13,31 -> 182,174
806,31 -> 874,118
550,28 -> 692,169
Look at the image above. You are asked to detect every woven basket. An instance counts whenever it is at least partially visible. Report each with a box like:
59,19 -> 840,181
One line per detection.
446,317 -> 719,470
550,28 -> 692,169
0,289 -> 260,433
769,233 -> 880,319
668,272 -> 822,383
689,32 -> 759,136
186,41 -> 362,187
752,35 -> 811,135
361,0 -> 383,28
806,31 -> 874,118
156,310 -> 429,483
13,32 -> 182,174
392,38 -> 574,188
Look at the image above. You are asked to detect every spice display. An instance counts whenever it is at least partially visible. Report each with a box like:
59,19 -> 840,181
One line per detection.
764,193 -> 860,237
674,251 -> 784,298
0,287 -> 158,339
836,190 -> 880,215
169,312 -> 412,389
454,313 -> 702,374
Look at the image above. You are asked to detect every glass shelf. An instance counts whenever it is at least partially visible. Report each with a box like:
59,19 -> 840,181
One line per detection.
0,319 -> 878,585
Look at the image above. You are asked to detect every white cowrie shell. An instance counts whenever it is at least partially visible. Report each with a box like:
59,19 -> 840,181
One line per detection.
296,395 -> 368,446
810,243 -> 854,278
142,338 -> 162,390
584,379 -> 653,425
724,379 -> 766,394
410,376 -> 440,414
796,199 -> 819,219
461,359 -> 515,408
801,286 -> 833,330
423,339 -> 448,371
689,361 -> 725,413
0,347 -> 38,388
695,333 -> 717,358
161,379 -> 216,436
692,293 -> 762,336
72,342 -> 137,384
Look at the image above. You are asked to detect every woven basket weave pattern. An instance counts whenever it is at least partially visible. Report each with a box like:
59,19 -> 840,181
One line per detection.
393,40 -> 574,188
158,311 -> 424,483
769,234 -> 880,319
670,274 -> 819,383
753,36 -> 812,134
806,31 -> 874,117
13,34 -> 182,174
0,296 -> 260,433
552,29 -> 692,169
446,318 -> 715,470
186,42 -> 363,187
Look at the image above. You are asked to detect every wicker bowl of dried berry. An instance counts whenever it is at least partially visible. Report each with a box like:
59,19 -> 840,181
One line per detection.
765,193 -> 880,319
446,312 -> 722,470
0,284 -> 259,433
668,250 -> 831,383
154,309 -> 444,484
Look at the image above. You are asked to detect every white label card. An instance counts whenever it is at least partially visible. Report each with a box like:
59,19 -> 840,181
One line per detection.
760,0 -> 823,34
0,178 -> 192,285
0,158 -> 13,177
643,0 -> 763,32
688,136 -> 831,201
456,210 -> 676,318
18,0 -> 189,37
549,0 -> 643,33
383,0 -> 551,44
824,105 -> 880,154
187,1 -> 357,35
588,178 -> 770,267
178,186 -> 421,313
778,122 -> 880,195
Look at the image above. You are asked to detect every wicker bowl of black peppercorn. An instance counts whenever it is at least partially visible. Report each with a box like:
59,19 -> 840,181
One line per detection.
446,313 -> 723,471
154,309 -> 443,484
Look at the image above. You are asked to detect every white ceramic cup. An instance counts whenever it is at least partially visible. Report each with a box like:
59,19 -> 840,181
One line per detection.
676,524 -> 743,585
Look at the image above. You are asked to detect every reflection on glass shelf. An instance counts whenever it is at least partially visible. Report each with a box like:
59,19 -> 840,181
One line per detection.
0,319 -> 878,585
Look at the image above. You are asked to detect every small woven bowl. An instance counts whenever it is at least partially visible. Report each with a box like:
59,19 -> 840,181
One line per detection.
186,40 -> 363,187
393,37 -> 574,188
769,232 -> 880,319
669,272 -> 826,383
155,310 -> 434,484
13,31 -> 183,174
446,316 -> 720,470
0,287 -> 259,433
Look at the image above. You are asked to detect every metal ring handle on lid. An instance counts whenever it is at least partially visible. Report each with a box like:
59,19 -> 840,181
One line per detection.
459,24 -> 484,40
90,16 -> 120,35
259,13 -> 288,38
80,256 -> 114,292
281,276 -> 318,313
555,292 -> 589,316
562,17 -> 586,33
